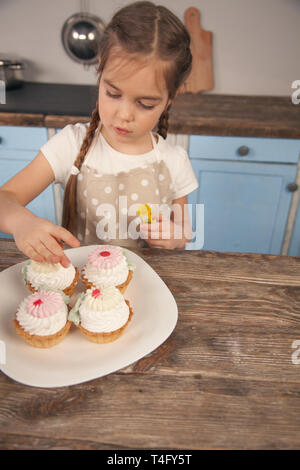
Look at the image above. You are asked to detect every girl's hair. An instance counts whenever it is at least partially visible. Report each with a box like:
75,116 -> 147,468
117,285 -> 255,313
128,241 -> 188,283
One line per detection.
62,1 -> 192,233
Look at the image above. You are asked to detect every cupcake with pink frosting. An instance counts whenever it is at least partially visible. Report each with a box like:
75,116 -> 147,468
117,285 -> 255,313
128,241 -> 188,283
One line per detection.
81,245 -> 134,293
13,289 -> 71,348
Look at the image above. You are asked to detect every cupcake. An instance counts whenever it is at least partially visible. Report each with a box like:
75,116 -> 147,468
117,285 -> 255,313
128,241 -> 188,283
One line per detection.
68,286 -> 133,343
13,289 -> 71,348
22,260 -> 79,297
81,245 -> 134,293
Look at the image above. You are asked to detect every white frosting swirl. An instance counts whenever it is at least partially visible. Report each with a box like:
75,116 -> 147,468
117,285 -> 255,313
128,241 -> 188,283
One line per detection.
79,287 -> 130,333
26,261 -> 76,290
82,257 -> 129,288
16,296 -> 68,336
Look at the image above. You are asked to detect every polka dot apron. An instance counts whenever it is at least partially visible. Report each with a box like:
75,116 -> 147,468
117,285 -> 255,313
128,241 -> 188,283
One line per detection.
75,132 -> 173,248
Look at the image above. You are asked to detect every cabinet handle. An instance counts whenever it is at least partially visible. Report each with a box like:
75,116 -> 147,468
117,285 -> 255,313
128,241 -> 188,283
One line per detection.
237,145 -> 249,156
287,182 -> 298,192
0,137 -> 2,144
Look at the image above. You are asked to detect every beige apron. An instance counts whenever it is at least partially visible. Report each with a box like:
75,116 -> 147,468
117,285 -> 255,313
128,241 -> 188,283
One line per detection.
75,132 -> 173,248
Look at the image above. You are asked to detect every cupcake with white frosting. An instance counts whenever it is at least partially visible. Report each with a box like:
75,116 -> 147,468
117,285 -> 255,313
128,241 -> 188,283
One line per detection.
68,286 -> 133,343
22,260 -> 79,297
13,289 -> 71,348
81,245 -> 134,293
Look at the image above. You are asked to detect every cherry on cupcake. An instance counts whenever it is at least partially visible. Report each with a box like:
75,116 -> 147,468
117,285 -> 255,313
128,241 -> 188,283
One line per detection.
92,289 -> 102,299
99,251 -> 110,257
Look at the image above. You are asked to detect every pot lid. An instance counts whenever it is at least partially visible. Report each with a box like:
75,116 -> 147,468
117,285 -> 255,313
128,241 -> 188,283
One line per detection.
0,59 -> 24,68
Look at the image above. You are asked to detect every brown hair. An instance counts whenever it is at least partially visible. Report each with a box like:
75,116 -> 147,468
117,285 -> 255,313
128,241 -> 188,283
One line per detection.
62,1 -> 192,233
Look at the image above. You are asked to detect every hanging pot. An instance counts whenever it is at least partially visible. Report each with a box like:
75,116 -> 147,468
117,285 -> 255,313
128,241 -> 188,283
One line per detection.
61,12 -> 105,66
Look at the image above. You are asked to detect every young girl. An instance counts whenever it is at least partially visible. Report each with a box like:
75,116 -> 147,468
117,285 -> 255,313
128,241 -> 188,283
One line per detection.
0,1 -> 198,267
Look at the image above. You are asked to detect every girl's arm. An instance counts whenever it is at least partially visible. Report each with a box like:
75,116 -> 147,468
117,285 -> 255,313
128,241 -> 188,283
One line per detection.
140,195 -> 193,249
0,151 -> 80,266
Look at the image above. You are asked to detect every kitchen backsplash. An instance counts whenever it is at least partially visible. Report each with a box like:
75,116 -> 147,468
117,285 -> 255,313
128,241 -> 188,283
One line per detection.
1,0 -> 299,95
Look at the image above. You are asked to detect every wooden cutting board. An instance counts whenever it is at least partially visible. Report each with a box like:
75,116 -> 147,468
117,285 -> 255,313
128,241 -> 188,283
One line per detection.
183,7 -> 214,93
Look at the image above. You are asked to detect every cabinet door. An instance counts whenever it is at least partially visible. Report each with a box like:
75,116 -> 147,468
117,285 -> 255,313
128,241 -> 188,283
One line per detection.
0,127 -> 56,239
0,126 -> 48,151
187,159 -> 297,254
189,135 -> 300,164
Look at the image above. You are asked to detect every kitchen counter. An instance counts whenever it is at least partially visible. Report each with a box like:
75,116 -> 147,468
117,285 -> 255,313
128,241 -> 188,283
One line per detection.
0,82 -> 299,138
1,238 -> 300,449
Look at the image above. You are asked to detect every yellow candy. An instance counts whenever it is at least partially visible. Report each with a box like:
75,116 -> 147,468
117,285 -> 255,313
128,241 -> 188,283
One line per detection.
137,203 -> 153,224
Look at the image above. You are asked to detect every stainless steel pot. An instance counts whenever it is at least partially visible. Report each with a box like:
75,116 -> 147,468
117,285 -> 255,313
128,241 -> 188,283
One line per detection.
0,59 -> 25,90
61,13 -> 105,66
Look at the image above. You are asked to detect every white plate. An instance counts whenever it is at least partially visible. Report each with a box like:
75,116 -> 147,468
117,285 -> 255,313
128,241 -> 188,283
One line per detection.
0,245 -> 178,388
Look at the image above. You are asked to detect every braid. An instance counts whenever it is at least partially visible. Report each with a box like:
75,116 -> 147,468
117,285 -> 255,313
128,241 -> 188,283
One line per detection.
62,104 -> 100,234
157,104 -> 171,140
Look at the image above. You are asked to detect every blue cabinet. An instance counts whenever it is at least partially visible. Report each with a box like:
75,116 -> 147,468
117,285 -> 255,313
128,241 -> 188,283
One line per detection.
187,135 -> 300,254
1,127 -> 299,255
0,126 -> 57,238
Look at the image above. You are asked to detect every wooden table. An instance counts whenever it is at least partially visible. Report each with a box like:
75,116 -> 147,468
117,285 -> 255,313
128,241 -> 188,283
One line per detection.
1,238 -> 300,450
1,83 -> 299,139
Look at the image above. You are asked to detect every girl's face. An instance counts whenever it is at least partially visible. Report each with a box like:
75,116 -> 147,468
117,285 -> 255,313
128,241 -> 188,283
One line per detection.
98,52 -> 171,154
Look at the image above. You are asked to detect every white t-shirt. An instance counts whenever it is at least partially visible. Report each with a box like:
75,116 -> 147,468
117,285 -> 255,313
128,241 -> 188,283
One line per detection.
41,123 -> 198,200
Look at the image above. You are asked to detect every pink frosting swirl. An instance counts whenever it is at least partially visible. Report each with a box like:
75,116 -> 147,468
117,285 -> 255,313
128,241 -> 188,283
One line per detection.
27,291 -> 65,318
88,246 -> 124,270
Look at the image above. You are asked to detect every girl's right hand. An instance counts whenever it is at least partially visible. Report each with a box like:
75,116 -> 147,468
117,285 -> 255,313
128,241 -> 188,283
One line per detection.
12,212 -> 80,267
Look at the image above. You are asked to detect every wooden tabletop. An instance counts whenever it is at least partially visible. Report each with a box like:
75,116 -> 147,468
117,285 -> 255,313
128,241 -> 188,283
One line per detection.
1,82 -> 299,139
1,238 -> 300,450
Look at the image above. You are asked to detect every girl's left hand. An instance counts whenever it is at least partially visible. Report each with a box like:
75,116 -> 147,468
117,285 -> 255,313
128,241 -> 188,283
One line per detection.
140,213 -> 186,250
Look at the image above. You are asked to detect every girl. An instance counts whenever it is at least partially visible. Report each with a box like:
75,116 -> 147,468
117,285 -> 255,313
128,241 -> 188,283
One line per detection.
0,1 -> 198,267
